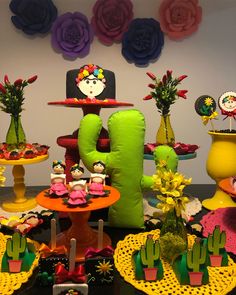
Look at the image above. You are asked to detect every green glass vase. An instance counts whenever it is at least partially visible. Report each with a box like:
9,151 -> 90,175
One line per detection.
6,115 -> 26,147
156,114 -> 175,146
159,208 -> 188,263
160,208 -> 187,241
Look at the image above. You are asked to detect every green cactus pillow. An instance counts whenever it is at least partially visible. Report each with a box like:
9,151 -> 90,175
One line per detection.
79,110 -> 146,228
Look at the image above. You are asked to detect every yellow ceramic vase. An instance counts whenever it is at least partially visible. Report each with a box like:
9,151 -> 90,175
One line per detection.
202,131 -> 236,210
156,114 -> 175,146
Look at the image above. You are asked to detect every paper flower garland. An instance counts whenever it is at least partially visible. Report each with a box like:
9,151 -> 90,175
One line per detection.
91,0 -> 133,45
9,0 -> 57,35
159,0 -> 202,40
51,12 -> 94,59
122,18 -> 164,66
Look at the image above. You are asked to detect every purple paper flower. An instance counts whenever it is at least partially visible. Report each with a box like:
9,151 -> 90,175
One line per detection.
51,12 -> 94,59
91,0 -> 133,46
122,18 -> 164,67
9,0 -> 57,35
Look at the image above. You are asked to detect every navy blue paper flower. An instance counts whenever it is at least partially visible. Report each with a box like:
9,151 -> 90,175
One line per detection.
122,18 -> 164,66
9,0 -> 57,35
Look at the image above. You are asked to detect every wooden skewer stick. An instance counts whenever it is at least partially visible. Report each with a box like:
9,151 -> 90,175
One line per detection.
50,218 -> 56,250
69,238 -> 77,272
97,219 -> 104,250
210,119 -> 215,132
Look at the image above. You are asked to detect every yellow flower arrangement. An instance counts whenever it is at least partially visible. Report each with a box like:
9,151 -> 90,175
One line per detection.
152,168 -> 191,216
0,166 -> 6,187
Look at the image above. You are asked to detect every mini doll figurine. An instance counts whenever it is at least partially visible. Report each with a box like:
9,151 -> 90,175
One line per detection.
49,160 -> 68,197
88,161 -> 108,196
67,163 -> 87,206
76,64 -> 106,100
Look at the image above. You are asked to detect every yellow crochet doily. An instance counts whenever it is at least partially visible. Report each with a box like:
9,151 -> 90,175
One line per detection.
114,230 -> 236,295
0,232 -> 40,295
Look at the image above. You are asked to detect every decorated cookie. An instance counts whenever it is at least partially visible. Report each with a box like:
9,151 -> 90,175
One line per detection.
195,95 -> 217,116
218,91 -> 236,117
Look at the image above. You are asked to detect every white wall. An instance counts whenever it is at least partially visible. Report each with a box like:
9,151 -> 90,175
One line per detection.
0,0 -> 236,186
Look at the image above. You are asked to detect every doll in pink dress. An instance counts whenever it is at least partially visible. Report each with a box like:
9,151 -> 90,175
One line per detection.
88,161 -> 107,196
67,164 -> 87,206
49,160 -> 68,197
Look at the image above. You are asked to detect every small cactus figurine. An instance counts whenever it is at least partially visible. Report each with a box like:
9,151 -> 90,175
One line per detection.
187,240 -> 206,272
207,225 -> 227,267
208,226 -> 226,256
6,232 -> 26,260
139,235 -> 162,281
187,239 -> 207,286
140,235 -> 160,268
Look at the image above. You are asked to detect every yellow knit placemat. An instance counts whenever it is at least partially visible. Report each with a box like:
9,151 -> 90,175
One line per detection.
114,230 -> 236,295
0,232 -> 40,295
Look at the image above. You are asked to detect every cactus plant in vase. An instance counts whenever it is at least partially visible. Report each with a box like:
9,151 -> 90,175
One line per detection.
187,239 -> 207,286
207,225 -> 228,267
140,235 -> 162,281
6,232 -> 26,272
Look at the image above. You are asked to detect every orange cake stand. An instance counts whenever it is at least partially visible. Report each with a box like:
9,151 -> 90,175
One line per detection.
36,185 -> 120,262
0,155 -> 48,212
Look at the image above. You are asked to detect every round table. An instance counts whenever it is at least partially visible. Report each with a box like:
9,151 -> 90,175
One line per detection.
36,185 -> 120,262
0,155 -> 48,212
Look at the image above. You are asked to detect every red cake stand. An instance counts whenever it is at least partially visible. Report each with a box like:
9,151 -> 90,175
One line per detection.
48,98 -> 133,182
36,185 -> 120,262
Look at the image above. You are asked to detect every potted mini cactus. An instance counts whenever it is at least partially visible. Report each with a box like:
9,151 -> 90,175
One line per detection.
6,232 -> 26,272
140,235 -> 160,281
187,239 -> 207,286
207,226 -> 226,267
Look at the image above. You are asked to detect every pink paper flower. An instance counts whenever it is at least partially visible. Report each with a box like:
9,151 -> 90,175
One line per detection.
159,0 -> 202,40
91,0 -> 133,45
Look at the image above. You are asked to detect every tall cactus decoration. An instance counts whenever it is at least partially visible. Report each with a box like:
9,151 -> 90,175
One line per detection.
140,235 -> 160,268
6,232 -> 26,260
78,110 -> 178,228
187,240 -> 207,272
208,225 -> 226,255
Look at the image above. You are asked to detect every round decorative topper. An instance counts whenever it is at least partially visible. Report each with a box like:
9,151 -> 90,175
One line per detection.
218,91 -> 236,115
195,95 -> 216,116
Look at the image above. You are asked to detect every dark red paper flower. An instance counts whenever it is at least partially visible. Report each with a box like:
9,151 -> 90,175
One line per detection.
91,0 -> 133,45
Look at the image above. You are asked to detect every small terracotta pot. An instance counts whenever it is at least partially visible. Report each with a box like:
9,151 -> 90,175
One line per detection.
210,255 -> 222,267
8,260 -> 22,273
188,271 -> 203,286
143,267 -> 158,281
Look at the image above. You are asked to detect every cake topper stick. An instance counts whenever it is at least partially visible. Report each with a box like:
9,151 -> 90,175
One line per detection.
98,219 -> 104,250
69,238 -> 77,272
50,218 -> 57,250
218,92 -> 236,132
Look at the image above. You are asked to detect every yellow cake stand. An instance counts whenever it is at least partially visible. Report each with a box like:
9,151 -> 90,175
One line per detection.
0,155 -> 48,212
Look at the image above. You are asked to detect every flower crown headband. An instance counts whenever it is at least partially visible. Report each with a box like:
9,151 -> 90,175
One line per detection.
76,64 -> 106,83
222,95 -> 236,103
